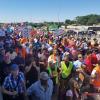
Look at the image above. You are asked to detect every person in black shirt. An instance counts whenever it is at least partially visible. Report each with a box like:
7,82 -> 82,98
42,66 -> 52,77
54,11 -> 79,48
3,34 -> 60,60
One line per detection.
25,57 -> 39,88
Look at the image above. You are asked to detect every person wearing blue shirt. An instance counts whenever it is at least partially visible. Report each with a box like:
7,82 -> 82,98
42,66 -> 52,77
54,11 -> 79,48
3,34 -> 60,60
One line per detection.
2,64 -> 26,100
27,72 -> 53,100
73,54 -> 86,71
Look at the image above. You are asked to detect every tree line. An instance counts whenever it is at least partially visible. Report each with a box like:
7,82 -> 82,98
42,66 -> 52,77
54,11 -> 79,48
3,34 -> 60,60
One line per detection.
65,14 -> 100,25
0,14 -> 100,28
29,14 -> 100,28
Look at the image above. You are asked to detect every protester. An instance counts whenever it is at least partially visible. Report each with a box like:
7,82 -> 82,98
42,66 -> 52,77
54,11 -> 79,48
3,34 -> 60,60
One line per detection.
59,54 -> 73,100
73,54 -> 86,71
84,50 -> 93,75
0,23 -> 100,100
48,49 -> 60,68
66,78 -> 80,100
2,64 -> 26,100
25,57 -> 39,88
47,61 -> 59,94
91,60 -> 100,91
27,72 -> 53,100
12,52 -> 25,72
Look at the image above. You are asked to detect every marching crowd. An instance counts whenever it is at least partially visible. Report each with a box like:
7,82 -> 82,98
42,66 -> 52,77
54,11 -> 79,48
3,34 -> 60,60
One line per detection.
0,24 -> 100,100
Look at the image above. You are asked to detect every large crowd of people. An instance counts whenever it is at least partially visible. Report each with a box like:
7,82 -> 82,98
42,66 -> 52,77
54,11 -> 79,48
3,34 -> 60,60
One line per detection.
0,24 -> 100,100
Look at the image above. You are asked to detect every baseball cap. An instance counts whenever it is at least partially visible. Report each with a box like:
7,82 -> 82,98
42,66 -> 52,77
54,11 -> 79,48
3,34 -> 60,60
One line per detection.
11,64 -> 19,71
40,72 -> 49,80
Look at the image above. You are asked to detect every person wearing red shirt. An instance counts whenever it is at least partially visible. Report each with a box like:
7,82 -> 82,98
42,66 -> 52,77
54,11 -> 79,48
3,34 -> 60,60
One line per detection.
84,51 -> 93,75
91,50 -> 98,65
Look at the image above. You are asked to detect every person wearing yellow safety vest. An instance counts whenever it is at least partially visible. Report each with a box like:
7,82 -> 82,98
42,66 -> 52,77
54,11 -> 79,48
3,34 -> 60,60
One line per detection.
91,60 -> 100,92
47,61 -> 60,95
59,54 -> 74,100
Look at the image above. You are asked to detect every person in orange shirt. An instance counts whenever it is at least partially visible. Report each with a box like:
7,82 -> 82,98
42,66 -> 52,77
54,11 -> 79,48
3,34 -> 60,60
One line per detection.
16,46 -> 26,59
91,60 -> 100,91
20,37 -> 27,44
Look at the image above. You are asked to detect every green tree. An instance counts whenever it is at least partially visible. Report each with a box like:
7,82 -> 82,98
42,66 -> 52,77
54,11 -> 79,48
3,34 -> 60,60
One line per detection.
75,14 -> 100,25
65,19 -> 72,25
